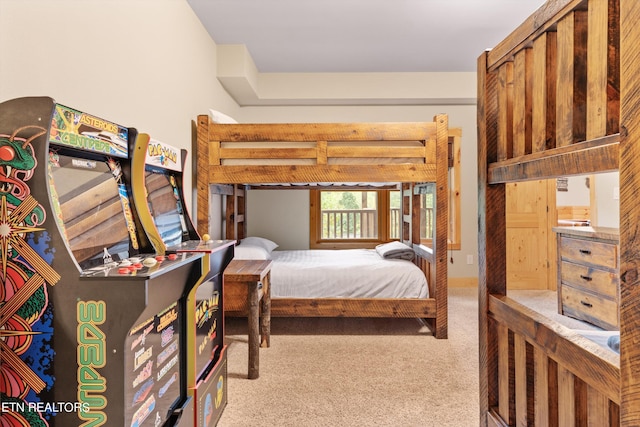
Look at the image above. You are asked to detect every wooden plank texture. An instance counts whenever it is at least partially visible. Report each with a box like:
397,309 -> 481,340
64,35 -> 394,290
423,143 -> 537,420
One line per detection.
487,0 -> 583,71
532,32 -> 557,153
478,49 -> 507,426
489,295 -> 620,403
208,164 -> 437,184
196,114 -> 210,236
556,12 -> 577,147
587,0 -> 610,140
498,323 -> 510,423
208,122 -> 436,142
534,348 -> 550,427
619,0 -> 640,424
514,334 -> 528,426
497,62 -> 514,161
269,297 -> 437,318
487,138 -> 618,184
513,48 -> 533,157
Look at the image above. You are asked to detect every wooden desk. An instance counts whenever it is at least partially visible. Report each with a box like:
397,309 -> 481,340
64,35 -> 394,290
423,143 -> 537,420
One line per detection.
223,259 -> 273,379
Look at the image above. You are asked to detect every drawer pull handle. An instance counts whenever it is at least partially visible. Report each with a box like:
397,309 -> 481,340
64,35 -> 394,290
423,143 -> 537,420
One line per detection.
580,300 -> 593,308
579,249 -> 592,255
579,275 -> 593,282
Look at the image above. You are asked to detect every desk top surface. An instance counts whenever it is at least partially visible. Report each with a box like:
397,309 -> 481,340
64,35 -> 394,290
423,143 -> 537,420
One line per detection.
224,259 -> 273,282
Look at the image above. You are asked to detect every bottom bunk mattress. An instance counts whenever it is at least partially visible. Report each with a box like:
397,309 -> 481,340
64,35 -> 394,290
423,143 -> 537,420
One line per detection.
269,249 -> 429,299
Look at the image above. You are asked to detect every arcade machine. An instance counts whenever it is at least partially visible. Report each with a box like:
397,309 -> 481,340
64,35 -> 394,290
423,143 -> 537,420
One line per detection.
0,96 -> 202,426
131,134 -> 234,427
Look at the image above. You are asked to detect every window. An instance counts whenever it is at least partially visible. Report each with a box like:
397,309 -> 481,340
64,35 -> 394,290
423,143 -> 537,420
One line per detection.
309,189 -> 399,249
310,128 -> 462,250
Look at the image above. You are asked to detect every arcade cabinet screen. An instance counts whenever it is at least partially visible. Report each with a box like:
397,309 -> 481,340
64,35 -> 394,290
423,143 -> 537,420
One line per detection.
49,152 -> 132,270
145,170 -> 188,248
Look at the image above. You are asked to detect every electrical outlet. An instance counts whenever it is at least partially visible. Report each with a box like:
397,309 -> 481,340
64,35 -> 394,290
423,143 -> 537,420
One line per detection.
466,254 -> 473,265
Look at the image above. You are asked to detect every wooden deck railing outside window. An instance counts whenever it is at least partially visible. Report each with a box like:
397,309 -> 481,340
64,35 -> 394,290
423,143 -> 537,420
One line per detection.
321,207 -> 432,241
321,209 -> 378,239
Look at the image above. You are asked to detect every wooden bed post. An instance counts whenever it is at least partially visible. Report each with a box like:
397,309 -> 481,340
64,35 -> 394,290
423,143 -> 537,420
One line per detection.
196,114 -> 210,237
619,1 -> 640,423
477,49 -> 508,427
432,113 -> 449,339
226,184 -> 246,240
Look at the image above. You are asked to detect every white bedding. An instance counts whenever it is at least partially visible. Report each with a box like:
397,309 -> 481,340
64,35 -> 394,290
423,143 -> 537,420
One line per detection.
269,249 -> 428,299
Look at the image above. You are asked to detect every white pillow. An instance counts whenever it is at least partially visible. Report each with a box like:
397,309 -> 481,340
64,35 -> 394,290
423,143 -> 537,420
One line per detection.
241,237 -> 279,253
233,245 -> 271,260
209,109 -> 238,124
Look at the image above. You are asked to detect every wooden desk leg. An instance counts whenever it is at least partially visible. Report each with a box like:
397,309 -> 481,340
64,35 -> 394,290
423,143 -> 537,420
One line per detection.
247,283 -> 260,379
260,274 -> 271,348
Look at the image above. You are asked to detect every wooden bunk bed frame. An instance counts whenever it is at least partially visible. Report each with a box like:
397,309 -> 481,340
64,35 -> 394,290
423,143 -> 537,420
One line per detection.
477,0 -> 640,425
196,116 -> 449,339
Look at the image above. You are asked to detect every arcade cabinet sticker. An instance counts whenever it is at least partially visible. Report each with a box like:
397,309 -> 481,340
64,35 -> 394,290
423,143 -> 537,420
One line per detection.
146,138 -> 180,172
50,104 -> 129,158
0,124 -> 70,425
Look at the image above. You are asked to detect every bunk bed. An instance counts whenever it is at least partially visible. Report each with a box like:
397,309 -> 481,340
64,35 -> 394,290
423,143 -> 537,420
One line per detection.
477,0 -> 640,424
196,116 -> 450,339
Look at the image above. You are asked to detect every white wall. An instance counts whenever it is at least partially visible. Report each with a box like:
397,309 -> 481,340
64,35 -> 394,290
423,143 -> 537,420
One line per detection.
594,172 -> 620,228
555,172 -> 620,228
0,0 -> 239,215
556,176 -> 591,206
247,190 -> 310,250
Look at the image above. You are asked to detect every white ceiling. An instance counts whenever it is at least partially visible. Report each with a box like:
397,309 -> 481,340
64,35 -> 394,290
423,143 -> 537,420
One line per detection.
187,0 -> 545,73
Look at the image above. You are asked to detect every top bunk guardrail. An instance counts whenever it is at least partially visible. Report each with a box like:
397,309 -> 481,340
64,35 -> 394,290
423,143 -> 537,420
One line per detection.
196,115 -> 449,185
478,0 -> 620,184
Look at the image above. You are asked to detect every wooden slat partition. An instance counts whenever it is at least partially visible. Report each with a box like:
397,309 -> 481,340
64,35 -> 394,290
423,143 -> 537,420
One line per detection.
489,295 -> 620,425
483,0 -> 619,176
477,0 -> 632,425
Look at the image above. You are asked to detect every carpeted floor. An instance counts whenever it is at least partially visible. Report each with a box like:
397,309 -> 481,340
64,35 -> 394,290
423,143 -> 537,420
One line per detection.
216,287 -> 597,427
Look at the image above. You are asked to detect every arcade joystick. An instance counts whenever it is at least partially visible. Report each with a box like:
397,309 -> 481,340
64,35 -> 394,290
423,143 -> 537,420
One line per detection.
202,234 -> 210,241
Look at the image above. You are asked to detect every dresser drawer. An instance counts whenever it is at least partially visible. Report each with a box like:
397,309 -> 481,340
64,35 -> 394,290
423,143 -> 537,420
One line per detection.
559,236 -> 618,268
561,285 -> 619,330
560,260 -> 618,299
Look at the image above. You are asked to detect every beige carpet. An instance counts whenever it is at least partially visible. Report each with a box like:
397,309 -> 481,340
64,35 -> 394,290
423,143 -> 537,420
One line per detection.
217,288 -> 593,426
218,288 -> 479,427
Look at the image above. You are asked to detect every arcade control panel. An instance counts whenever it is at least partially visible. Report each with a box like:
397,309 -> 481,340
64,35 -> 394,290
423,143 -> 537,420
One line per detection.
80,251 -> 203,278
165,234 -> 231,254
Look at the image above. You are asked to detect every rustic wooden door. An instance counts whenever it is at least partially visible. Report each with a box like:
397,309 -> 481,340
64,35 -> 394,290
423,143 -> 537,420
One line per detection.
506,180 -> 556,290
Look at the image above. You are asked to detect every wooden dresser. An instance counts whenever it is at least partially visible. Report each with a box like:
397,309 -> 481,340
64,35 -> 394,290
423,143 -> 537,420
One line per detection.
553,226 -> 620,330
